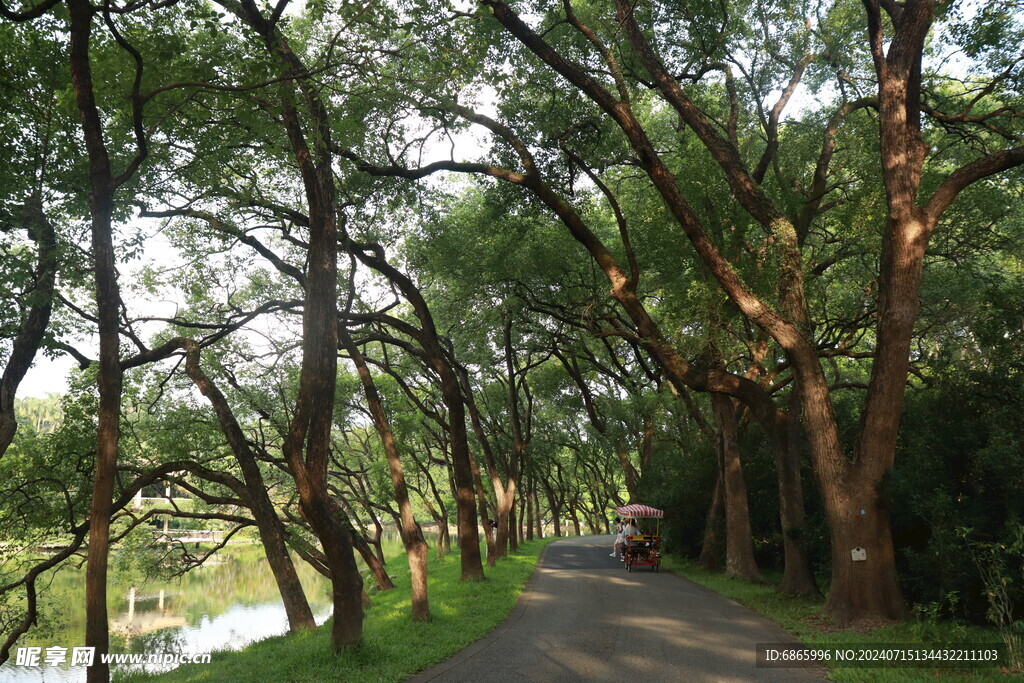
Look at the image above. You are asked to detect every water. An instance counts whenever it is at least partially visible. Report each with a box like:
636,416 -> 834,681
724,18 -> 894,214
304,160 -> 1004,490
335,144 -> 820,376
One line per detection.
2,532 -> 428,681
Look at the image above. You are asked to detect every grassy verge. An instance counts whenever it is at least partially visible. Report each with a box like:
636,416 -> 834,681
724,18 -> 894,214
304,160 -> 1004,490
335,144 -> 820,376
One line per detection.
122,538 -> 556,683
660,556 -> 1011,682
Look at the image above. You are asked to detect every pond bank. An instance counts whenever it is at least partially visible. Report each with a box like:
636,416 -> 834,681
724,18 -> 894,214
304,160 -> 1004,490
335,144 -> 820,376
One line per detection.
124,538 -> 556,683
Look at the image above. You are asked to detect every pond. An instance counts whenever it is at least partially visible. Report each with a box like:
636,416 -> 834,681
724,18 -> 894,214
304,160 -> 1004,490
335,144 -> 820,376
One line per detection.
3,530 -> 431,681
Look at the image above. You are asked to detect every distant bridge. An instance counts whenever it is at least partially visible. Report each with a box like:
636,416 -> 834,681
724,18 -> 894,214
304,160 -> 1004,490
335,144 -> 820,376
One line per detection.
152,529 -> 224,544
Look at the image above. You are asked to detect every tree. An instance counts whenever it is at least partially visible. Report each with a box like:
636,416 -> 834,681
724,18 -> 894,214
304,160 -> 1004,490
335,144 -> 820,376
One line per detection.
343,0 -> 1024,623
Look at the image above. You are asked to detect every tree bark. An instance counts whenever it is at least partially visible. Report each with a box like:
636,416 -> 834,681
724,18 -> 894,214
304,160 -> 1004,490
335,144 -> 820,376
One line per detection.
67,1 -> 124,677
342,333 -> 429,619
181,339 -> 315,631
224,0 -> 366,647
0,198 -> 57,457
772,388 -> 820,597
343,239 -> 483,580
711,393 -> 761,581
524,481 -> 535,541
697,470 -> 725,570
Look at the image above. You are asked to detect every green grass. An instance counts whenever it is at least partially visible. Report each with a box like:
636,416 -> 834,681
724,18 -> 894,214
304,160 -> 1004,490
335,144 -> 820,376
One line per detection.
121,538 -> 556,683
661,556 -> 1014,681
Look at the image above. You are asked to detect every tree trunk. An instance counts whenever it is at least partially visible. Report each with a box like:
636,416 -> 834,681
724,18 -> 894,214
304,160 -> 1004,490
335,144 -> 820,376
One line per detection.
544,483 -> 562,537
67,1 -> 124,676
302,494 -> 364,649
351,527 -> 395,591
342,333 -> 428,619
226,0 -> 365,649
821,483 -> 905,622
251,499 -> 317,629
697,471 -> 724,570
343,239 -> 483,581
524,483 -> 535,541
790,347 -> 908,622
712,393 -> 761,581
508,503 -> 519,551
469,449 -> 497,568
0,198 -> 56,458
772,388 -> 819,597
568,505 -> 582,537
533,488 -> 543,539
182,340 -> 315,631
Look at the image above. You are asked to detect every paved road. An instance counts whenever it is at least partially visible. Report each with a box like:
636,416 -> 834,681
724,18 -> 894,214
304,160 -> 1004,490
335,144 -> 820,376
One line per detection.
410,535 -> 825,682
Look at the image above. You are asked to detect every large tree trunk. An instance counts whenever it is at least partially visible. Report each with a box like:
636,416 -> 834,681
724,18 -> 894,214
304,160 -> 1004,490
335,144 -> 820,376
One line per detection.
301,494 -> 363,649
711,393 -> 761,582
227,0 -> 366,648
67,1 -> 124,677
790,349 -> 908,622
822,484 -> 905,623
443,370 -> 485,579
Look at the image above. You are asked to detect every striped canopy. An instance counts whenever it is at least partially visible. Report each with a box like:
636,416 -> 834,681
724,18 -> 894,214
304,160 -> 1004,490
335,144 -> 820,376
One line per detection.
614,504 -> 664,519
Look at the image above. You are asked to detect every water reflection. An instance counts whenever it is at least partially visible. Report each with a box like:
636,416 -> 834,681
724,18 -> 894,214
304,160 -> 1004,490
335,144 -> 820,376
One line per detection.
3,531 -> 427,681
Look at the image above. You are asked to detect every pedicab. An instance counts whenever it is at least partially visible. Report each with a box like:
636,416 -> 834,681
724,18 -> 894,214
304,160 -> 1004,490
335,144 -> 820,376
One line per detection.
614,504 -> 662,572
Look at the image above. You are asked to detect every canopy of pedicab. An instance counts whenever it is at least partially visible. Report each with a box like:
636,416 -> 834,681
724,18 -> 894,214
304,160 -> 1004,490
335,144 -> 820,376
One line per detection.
614,504 -> 663,519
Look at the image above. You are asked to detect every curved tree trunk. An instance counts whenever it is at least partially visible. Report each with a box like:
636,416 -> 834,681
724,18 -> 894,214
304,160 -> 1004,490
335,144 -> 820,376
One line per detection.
349,524 -> 395,591
182,340 -> 315,631
468,446 -> 497,567
0,198 -> 56,458
225,0 -> 366,648
342,239 -> 484,580
343,333 -> 429,619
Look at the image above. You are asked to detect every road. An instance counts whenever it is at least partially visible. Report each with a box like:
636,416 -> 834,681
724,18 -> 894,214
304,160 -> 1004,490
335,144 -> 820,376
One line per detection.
410,535 -> 825,682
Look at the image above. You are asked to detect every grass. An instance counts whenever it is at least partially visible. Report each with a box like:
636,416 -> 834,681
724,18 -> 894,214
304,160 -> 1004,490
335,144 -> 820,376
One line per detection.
120,538 -> 556,683
661,556 -> 1013,681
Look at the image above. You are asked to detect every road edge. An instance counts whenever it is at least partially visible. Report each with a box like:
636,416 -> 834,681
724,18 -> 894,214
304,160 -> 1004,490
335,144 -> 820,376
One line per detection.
406,537 -> 558,682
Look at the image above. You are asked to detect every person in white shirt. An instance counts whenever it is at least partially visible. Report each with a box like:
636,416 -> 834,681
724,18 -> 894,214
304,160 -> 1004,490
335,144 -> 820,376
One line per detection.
610,518 -> 625,557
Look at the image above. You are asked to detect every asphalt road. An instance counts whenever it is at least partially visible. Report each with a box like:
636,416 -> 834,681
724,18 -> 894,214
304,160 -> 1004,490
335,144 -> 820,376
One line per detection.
409,535 -> 825,682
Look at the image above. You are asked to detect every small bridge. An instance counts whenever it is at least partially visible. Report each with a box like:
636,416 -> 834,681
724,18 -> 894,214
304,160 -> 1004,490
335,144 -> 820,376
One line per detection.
152,529 -> 224,544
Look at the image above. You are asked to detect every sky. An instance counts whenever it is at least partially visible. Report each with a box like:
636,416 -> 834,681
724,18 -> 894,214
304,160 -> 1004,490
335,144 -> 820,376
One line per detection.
19,354 -> 77,399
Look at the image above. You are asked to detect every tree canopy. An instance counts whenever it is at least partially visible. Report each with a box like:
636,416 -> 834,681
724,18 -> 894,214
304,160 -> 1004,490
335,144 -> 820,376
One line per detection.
2,0 -> 1024,675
